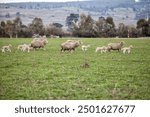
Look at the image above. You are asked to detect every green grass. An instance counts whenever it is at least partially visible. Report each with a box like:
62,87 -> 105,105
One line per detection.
0,38 -> 150,100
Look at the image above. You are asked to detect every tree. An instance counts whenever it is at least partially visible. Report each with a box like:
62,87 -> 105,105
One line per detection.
45,24 -> 63,37
52,23 -> 63,28
106,16 -> 115,28
13,17 -> 22,38
73,14 -> 95,37
28,17 -> 44,35
5,20 -> 14,38
118,23 -> 128,38
137,19 -> 150,37
0,21 -> 6,37
127,25 -> 138,38
94,17 -> 107,37
66,13 -> 79,30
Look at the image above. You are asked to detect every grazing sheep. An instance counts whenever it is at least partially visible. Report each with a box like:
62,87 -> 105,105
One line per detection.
81,45 -> 90,51
61,40 -> 81,52
95,46 -> 109,53
31,37 -> 48,49
1,44 -> 12,53
107,41 -> 124,52
121,45 -> 133,54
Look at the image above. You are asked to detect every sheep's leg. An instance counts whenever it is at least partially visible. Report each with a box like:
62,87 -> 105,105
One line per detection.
128,50 -> 130,54
61,48 -> 64,52
7,48 -> 11,52
70,49 -> 73,53
100,50 -> 103,54
27,48 -> 30,53
2,49 -> 5,53
123,50 -> 126,54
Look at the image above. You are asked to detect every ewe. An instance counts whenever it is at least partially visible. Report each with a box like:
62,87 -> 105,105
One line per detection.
61,40 -> 81,52
1,44 -> 12,53
31,36 -> 48,49
107,41 -> 124,52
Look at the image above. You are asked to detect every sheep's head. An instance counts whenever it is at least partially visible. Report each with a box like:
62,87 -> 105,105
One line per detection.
8,44 -> 12,47
129,45 -> 133,48
75,41 -> 82,47
43,39 -> 48,45
87,45 -> 90,47
120,41 -> 125,46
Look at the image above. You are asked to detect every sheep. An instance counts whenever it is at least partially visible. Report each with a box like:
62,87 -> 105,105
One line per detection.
31,37 -> 48,49
61,40 -> 81,52
107,41 -> 124,52
81,45 -> 90,51
17,44 -> 27,51
121,45 -> 133,54
95,46 -> 109,53
22,44 -> 33,53
1,44 -> 12,53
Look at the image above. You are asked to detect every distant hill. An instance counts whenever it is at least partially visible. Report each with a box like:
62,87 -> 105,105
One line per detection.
0,0 -> 149,27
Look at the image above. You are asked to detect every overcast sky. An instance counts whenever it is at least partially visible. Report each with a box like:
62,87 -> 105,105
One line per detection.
0,0 -> 87,3
0,0 -> 139,3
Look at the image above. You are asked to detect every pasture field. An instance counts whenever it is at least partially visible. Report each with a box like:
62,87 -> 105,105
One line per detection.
0,38 -> 150,100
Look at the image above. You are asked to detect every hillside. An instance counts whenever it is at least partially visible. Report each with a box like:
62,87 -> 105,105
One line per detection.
0,0 -> 149,27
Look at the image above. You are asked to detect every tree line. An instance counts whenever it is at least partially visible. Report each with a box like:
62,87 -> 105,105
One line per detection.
0,14 -> 150,38
0,17 -> 64,38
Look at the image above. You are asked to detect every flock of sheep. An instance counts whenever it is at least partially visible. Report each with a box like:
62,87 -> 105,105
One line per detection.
60,40 -> 133,54
1,35 -> 48,53
1,36 -> 133,54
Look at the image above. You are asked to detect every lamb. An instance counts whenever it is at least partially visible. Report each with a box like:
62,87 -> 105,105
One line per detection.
107,41 -> 124,52
95,46 -> 110,53
22,44 -> 33,53
17,44 -> 27,51
1,44 -> 12,53
31,37 -> 48,49
121,45 -> 133,54
61,40 -> 81,52
81,45 -> 90,51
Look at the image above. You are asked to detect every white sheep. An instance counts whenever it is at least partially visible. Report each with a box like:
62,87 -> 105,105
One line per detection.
22,44 -> 33,53
107,41 -> 124,52
1,44 -> 12,53
95,46 -> 109,53
17,44 -> 27,51
81,45 -> 90,51
121,45 -> 133,54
